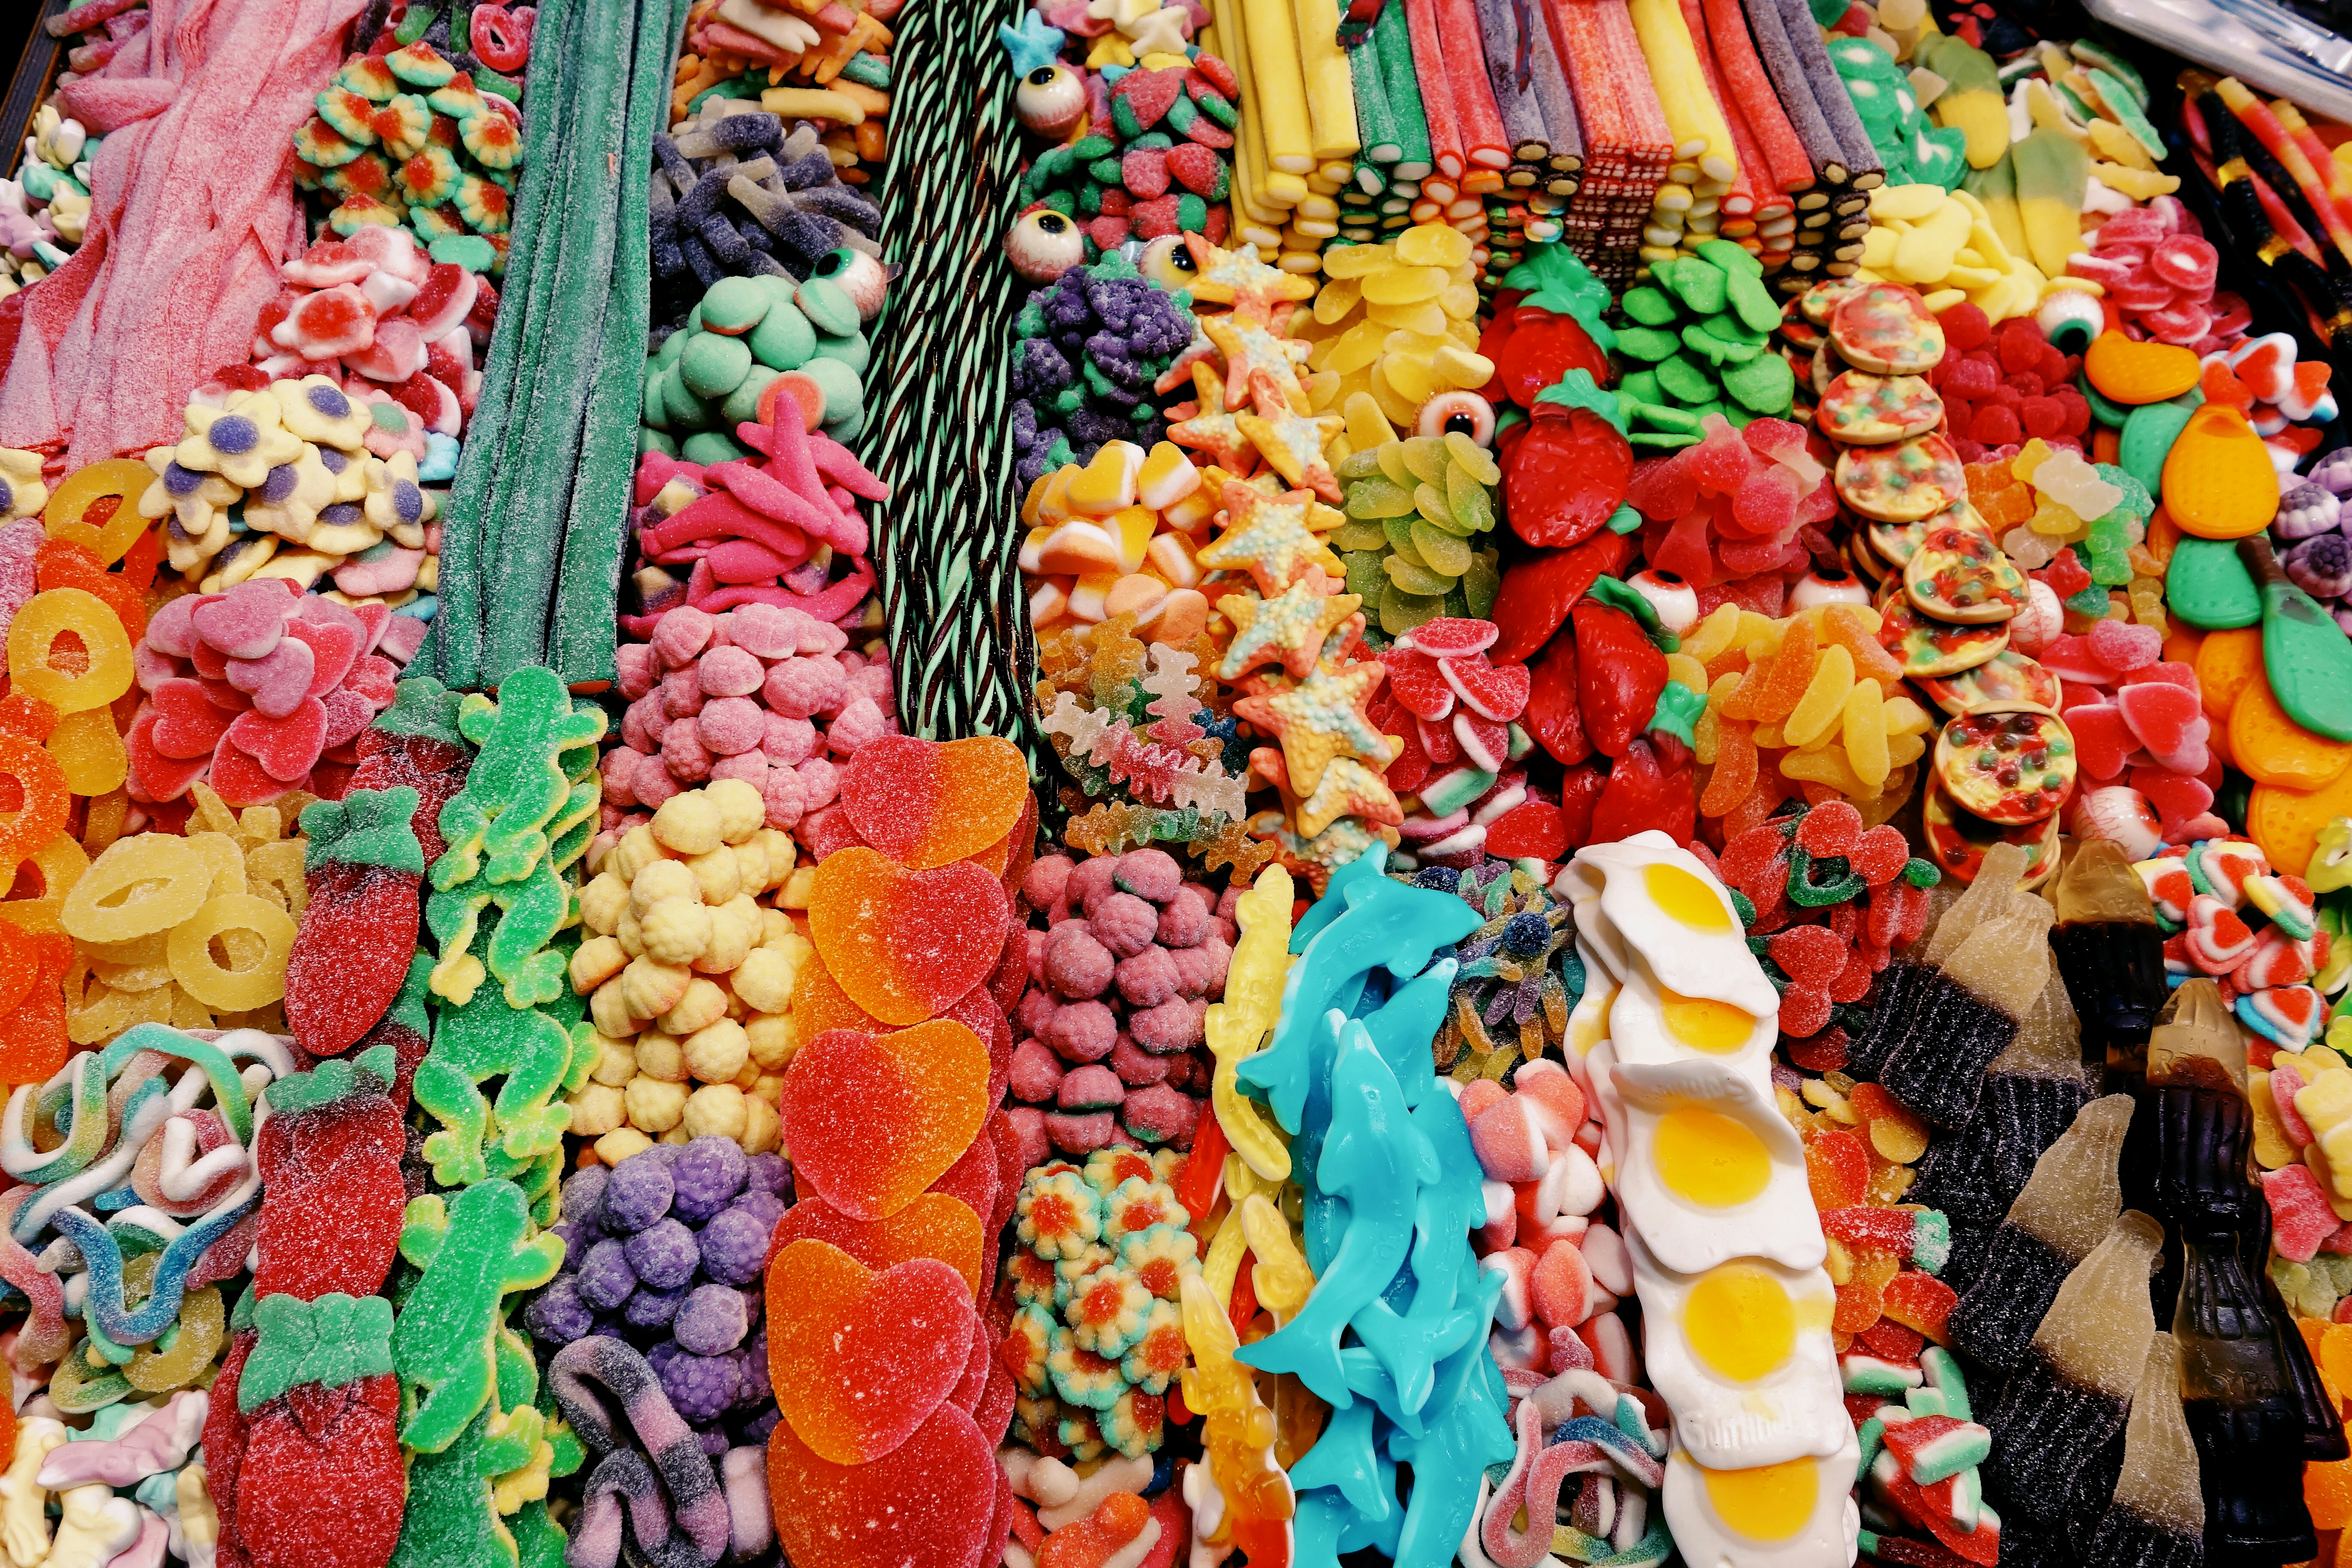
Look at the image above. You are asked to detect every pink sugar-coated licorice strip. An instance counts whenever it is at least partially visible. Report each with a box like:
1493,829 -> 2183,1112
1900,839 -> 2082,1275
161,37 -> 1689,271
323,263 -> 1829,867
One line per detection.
691,557 -> 876,619
0,1188 -> 70,1369
46,0 -> 144,35
1540,0 -> 1622,168
1700,0 -> 1813,191
1597,0 -> 1670,163
636,453 -> 707,505
1434,0 -> 1513,170
705,460 -> 867,554
1405,0 -> 1469,180
643,491 -> 812,562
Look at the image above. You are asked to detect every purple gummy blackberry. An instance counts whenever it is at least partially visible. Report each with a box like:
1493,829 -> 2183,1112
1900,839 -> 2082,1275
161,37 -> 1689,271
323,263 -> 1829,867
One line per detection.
600,1152 -> 676,1234
623,1280 -> 692,1331
2288,533 -> 2352,599
698,1207 -> 772,1287
743,1405 -> 781,1444
624,1216 -> 702,1290
698,1428 -> 733,1457
650,1341 -> 742,1427
560,1167 -> 611,1233
674,1284 -> 751,1356
743,1153 -> 790,1196
576,1240 -> 639,1312
524,1278 -> 596,1344
671,1137 -> 749,1225
731,1188 -> 785,1232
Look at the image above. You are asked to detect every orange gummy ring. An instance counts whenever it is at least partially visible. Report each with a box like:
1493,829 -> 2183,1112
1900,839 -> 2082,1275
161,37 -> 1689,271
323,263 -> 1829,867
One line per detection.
0,737 -> 70,874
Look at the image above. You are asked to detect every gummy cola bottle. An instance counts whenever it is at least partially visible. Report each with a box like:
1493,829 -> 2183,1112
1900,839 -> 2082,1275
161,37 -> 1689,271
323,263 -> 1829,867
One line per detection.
2050,838 -> 2169,1080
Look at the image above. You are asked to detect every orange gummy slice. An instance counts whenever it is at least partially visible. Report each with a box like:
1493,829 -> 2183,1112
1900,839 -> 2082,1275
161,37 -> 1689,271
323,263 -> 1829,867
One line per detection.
1818,606 -> 1906,687
0,735 -> 70,872
839,735 -> 1031,870
1038,1493 -> 1152,1568
808,847 -> 1011,1026
765,1238 -> 978,1464
1747,620 -> 1819,723
779,1019 -> 991,1221
1699,721 -> 1757,818
768,1192 -> 986,1296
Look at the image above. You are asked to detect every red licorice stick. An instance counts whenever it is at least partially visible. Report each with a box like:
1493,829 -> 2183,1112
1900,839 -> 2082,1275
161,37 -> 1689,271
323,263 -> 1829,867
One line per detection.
1678,0 -> 1761,215
1701,0 -> 1814,191
1600,0 -> 1672,168
1435,0 -> 1514,170
45,0 -> 142,37
1405,0 -> 1468,179
2216,82 -> 2352,267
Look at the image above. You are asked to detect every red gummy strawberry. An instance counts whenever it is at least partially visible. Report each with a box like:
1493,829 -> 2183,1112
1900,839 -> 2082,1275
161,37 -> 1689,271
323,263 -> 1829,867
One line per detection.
1164,143 -> 1223,196
283,787 -> 425,1058
351,675 -> 472,861
1380,646 -> 1457,720
1439,655 -> 1531,722
1485,801 -> 1567,861
1121,147 -> 1170,199
1496,308 -> 1611,408
1505,403 -> 1632,548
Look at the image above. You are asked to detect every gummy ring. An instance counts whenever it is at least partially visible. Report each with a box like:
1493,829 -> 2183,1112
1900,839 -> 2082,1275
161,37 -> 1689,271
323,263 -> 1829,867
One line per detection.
166,894 -> 297,1012
47,1345 -> 132,1412
6,588 -> 134,714
467,3 -> 534,73
0,833 -> 90,934
0,738 -> 70,877
126,1267 -> 224,1393
41,459 -> 153,565
60,836 -> 210,944
1416,391 -> 1496,447
1931,704 -> 2077,826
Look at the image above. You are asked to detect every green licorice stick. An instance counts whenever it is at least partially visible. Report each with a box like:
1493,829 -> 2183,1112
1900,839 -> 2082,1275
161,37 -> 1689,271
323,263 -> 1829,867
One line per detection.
427,0 -> 583,686
482,0 -> 636,682
1374,1 -> 1432,180
2240,533 -> 2352,742
547,0 -> 684,685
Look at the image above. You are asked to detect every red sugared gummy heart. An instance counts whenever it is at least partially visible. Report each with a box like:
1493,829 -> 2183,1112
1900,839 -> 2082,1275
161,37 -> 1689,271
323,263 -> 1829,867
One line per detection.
1769,925 -> 1848,987
228,699 -> 329,784
781,1019 -> 992,1220
766,1239 -> 978,1464
148,679 -> 235,760
769,1402 -> 998,1568
839,735 -> 1030,871
2115,681 -> 2208,772
808,847 -> 1011,1024
2063,702 -> 2133,780
210,729 -> 303,805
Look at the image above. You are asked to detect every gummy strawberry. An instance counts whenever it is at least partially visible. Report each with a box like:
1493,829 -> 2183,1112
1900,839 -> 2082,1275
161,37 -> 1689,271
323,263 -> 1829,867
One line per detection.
1494,307 -> 1612,408
254,1049 -> 407,1301
1587,738 -> 1694,846
1573,603 -> 1664,759
1489,532 -> 1630,664
1504,401 -> 1631,548
284,788 -> 424,1059
349,676 -> 472,862
1521,633 -> 1588,765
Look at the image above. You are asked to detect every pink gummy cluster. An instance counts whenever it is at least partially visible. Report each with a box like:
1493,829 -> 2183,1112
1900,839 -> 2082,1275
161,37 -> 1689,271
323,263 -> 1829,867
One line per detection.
624,409 -> 887,631
1627,415 -> 1836,592
1003,849 -> 1230,1164
2064,199 -> 2239,349
2042,619 -> 2230,854
1926,306 -> 2092,462
1466,1060 -> 1651,1399
126,578 -> 415,809
1374,617 -> 1531,793
2141,837 -> 2323,1056
602,600 -> 896,849
212,226 -> 492,446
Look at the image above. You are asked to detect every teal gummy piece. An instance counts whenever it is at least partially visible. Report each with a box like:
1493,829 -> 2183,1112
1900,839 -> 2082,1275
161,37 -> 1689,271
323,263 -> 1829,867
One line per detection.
1240,1023 -> 1436,1410
2078,371 -> 2135,431
1348,1092 -> 1485,1418
2119,391 -> 2201,504
1383,1312 -> 1514,1568
2165,534 -> 2262,630
1857,1414 -> 1886,1479
1356,959 -> 1455,1110
1293,1473 -> 1404,1568
1291,842 -> 1392,951
1905,1384 -> 1950,1416
1239,873 -> 1479,1132
1289,1400 -> 1392,1523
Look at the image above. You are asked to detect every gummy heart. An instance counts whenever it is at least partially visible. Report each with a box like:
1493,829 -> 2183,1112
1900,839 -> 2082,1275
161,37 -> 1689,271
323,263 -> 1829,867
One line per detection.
148,679 -> 234,761
808,848 -> 1011,1025
768,1193 -> 985,1297
839,736 -> 1029,871
2116,681 -> 2210,773
2184,894 -> 2256,972
127,710 -> 213,801
190,580 -> 292,659
321,689 -> 376,749
1439,655 -> 1531,722
228,699 -> 329,784
210,729 -> 301,805
2066,702 -> 2134,781
226,637 -> 318,720
768,1401 -> 996,1568
781,1019 -> 992,1220
2131,767 -> 2215,838
287,606 -> 364,700
766,1239 -> 977,1464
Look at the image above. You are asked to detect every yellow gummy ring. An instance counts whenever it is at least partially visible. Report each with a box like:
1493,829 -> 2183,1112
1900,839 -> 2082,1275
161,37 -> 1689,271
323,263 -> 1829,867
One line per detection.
0,833 -> 90,934
7,588 -> 134,714
62,836 -> 211,944
167,893 -> 297,1012
42,459 -> 154,564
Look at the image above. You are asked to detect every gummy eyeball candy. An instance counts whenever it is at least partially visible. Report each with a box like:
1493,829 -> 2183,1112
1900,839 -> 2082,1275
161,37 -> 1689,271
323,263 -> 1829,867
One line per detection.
1006,210 -> 1087,286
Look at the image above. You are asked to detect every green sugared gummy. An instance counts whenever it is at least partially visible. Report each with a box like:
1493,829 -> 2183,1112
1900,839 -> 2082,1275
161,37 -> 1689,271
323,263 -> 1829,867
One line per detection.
801,357 -> 864,425
722,364 -> 781,426
1620,286 -> 1678,327
1665,258 -> 1729,316
1634,402 -> 1702,432
1617,369 -> 1663,406
796,276 -> 861,337
638,428 -> 678,457
1724,270 -> 1783,334
1656,354 -> 1717,405
678,332 -> 753,399
429,234 -> 498,272
814,329 -> 870,376
1695,239 -> 1763,279
680,431 -> 751,466
748,299 -> 817,371
1614,326 -> 1680,363
1628,430 -> 1702,449
698,275 -> 769,335
1721,350 -> 1795,414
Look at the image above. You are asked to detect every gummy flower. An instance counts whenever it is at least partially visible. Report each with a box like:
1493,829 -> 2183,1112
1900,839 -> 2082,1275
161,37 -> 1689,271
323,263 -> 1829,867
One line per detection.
455,173 -> 511,234
427,77 -> 489,121
309,499 -> 384,556
315,86 -> 378,145
385,40 -> 457,89
138,447 -> 239,537
363,450 -> 436,545
1102,1174 -> 1184,1239
318,444 -> 370,503
334,53 -> 398,101
242,444 -> 337,542
395,146 -> 462,207
1117,1223 -> 1198,1302
461,110 -> 522,171
1098,1386 -> 1167,1458
1065,1263 -> 1152,1358
1008,1250 -> 1062,1312
1046,1325 -> 1126,1409
411,203 -> 466,242
293,116 -> 364,168
273,375 -> 372,450
1086,1146 -> 1160,1192
1057,1406 -> 1110,1462
1013,1395 -> 1059,1451
323,153 -> 395,203
1005,1304 -> 1056,1398
1054,1240 -> 1115,1298
1117,1300 -> 1187,1395
1016,1168 -> 1104,1260
175,393 -> 303,489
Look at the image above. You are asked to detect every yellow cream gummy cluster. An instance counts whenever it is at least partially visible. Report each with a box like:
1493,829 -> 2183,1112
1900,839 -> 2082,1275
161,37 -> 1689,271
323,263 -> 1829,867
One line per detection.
566,778 -> 803,1160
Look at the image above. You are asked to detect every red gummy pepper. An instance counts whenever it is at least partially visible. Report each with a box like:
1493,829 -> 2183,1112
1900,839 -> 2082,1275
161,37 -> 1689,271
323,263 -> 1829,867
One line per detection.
1588,738 -> 1696,847
1489,531 -> 1629,664
1572,603 -> 1665,759
1504,401 -> 1632,548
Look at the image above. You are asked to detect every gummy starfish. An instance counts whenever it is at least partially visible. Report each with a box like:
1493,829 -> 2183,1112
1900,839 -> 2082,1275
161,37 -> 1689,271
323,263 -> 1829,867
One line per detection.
1197,482 -> 1343,597
1235,371 -> 1344,503
1202,312 -> 1311,413
1167,363 -> 1257,473
1182,235 -> 1315,326
1218,573 -> 1361,683
1124,6 -> 1190,57
1233,658 -> 1397,794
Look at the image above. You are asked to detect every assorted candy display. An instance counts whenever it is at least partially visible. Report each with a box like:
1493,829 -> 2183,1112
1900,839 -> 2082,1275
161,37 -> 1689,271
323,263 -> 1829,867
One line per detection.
22,0 -> 2352,1561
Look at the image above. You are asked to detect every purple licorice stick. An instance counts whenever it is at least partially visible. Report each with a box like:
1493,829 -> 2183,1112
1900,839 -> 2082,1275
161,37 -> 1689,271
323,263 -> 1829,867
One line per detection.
549,1336 -> 730,1566
1737,0 -> 1844,181
1474,0 -> 1550,160
1769,0 -> 1882,183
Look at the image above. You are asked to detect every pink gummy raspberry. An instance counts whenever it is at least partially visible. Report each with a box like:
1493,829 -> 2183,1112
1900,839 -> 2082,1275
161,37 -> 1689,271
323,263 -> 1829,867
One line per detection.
1023,855 -> 1075,913
660,668 -> 704,719
1090,892 -> 1161,959
1044,1111 -> 1118,1155
724,602 -> 806,660
851,661 -> 895,707
1043,925 -> 1116,999
1069,856 -> 1120,916
635,763 -> 680,808
1128,997 -> 1204,1054
600,747 -> 643,807
1109,1035 -> 1171,1087
760,713 -> 818,767
697,697 -> 766,756
652,606 -> 717,669
710,752 -> 769,790
1118,1086 -> 1200,1147
796,754 -> 840,811
1058,1065 -> 1126,1112
763,655 -> 847,719
615,642 -> 659,700
825,695 -> 887,754
697,644 -> 765,697
759,763 -> 807,829
1112,849 -> 1183,903
1015,983 -> 1058,1038
661,717 -> 713,782
1114,947 -> 1181,1010
1154,894 -> 1208,949
622,695 -> 664,753
1044,1001 -> 1118,1063
1168,944 -> 1220,998
1008,1039 -> 1066,1103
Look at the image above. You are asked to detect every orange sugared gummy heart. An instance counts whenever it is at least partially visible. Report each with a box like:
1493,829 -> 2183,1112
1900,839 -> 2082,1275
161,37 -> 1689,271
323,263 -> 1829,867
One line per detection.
785,952 -> 884,1057
781,1019 -> 991,1220
839,735 -> 1030,870
768,1401 -> 998,1568
808,847 -> 1011,1025
768,1192 -> 987,1296
766,1239 -> 977,1464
